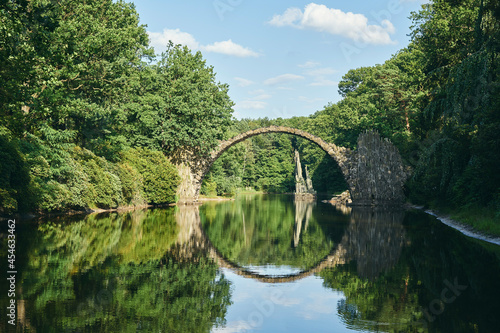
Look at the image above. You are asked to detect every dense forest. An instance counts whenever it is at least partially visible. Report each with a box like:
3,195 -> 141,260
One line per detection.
0,0 -> 233,213
1,0 -> 499,227
202,0 -> 500,229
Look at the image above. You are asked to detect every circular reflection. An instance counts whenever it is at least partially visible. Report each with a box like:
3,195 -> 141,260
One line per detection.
198,194 -> 407,284
199,194 -> 350,282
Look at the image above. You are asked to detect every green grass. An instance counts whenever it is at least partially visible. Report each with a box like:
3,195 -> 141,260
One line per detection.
439,205 -> 500,237
236,189 -> 264,195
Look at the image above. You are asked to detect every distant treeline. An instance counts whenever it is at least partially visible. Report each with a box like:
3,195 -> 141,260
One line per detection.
204,0 -> 500,218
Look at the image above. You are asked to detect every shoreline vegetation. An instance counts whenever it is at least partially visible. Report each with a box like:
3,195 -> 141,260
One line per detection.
407,204 -> 500,245
3,192 -> 499,243
429,205 -> 500,239
1,0 -> 499,240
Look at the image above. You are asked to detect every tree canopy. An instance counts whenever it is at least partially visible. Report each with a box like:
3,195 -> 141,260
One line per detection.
0,0 -> 233,213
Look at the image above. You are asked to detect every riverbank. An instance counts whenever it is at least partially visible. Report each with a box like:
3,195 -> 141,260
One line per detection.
197,195 -> 234,202
442,206 -> 500,236
409,204 -> 500,246
197,189 -> 265,201
0,202 -> 177,221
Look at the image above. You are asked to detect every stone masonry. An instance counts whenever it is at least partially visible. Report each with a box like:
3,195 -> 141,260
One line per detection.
175,126 -> 408,206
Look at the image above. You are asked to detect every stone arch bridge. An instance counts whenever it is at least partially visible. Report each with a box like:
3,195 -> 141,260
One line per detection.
176,126 -> 408,206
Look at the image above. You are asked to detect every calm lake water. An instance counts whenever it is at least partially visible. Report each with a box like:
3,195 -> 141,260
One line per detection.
2,194 -> 500,332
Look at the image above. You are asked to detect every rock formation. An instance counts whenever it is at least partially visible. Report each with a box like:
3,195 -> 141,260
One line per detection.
294,150 -> 316,200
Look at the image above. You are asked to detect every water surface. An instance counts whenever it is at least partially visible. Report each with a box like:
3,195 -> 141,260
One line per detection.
1,194 -> 500,332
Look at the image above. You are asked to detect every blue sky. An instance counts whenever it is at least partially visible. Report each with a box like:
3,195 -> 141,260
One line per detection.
131,0 -> 428,119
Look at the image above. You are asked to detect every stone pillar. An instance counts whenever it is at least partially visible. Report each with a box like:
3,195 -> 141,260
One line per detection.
294,150 -> 307,194
294,150 -> 316,200
176,163 -> 198,204
305,166 -> 315,194
349,131 -> 407,206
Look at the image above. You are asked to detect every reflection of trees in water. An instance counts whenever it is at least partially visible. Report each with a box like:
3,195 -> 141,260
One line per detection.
318,207 -> 418,332
321,209 -> 500,333
171,204 -> 212,261
200,195 -> 334,270
12,201 -> 500,333
16,209 -> 231,332
198,199 -> 407,284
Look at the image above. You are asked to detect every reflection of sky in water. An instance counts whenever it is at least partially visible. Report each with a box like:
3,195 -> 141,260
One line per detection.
241,264 -> 302,276
212,268 -> 351,333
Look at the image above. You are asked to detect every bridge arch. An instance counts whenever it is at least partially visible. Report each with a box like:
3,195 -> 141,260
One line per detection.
176,127 -> 407,205
196,126 -> 353,198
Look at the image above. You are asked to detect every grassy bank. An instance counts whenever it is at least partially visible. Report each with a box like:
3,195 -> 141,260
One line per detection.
236,189 -> 265,195
437,205 -> 500,237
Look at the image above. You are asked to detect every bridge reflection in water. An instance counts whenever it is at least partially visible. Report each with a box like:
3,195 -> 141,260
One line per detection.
175,201 -> 406,283
10,199 -> 500,332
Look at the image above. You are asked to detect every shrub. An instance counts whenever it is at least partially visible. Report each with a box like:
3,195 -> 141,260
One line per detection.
115,162 -> 147,206
5,136 -> 179,212
121,148 -> 180,204
201,176 -> 217,197
72,148 -> 123,209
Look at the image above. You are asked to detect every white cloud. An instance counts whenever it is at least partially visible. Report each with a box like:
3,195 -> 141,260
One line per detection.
235,100 -> 267,110
234,77 -> 254,87
264,74 -> 304,85
270,296 -> 301,307
298,96 -> 324,103
269,3 -> 396,45
298,60 -> 320,68
295,292 -> 342,320
301,65 -> 337,87
269,7 -> 303,27
235,91 -> 272,111
148,28 -> 199,52
249,89 -> 266,95
305,67 -> 337,76
309,79 -> 338,86
203,39 -> 260,57
253,94 -> 272,100
148,29 -> 259,57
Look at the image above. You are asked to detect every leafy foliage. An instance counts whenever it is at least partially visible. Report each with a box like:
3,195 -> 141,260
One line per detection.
16,208 -> 232,332
1,0 -> 234,213
2,0 -> 500,222
0,127 -> 33,212
123,42 -> 234,158
120,148 -> 180,205
407,0 -> 500,210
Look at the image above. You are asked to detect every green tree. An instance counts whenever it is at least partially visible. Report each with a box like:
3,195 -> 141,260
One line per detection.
123,42 -> 234,158
0,127 -> 33,212
407,0 -> 500,210
121,148 -> 180,205
1,0 -> 151,153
